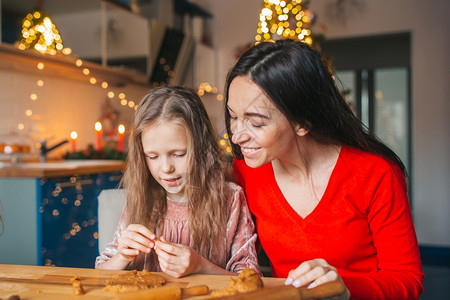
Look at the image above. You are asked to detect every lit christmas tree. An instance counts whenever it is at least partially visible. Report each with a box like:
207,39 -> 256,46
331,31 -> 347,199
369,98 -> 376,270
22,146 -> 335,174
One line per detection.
255,0 -> 323,49
18,10 -> 67,55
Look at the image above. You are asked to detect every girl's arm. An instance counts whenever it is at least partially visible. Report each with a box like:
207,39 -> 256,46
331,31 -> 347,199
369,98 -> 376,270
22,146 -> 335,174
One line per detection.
96,222 -> 157,270
224,183 -> 261,276
154,237 -> 235,278
152,183 -> 260,278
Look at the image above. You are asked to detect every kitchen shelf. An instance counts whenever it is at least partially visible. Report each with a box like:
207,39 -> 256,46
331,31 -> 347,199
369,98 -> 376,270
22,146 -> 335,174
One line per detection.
0,43 -> 150,86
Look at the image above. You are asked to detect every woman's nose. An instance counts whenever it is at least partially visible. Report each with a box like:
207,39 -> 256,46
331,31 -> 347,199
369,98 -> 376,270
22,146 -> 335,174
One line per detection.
231,120 -> 249,144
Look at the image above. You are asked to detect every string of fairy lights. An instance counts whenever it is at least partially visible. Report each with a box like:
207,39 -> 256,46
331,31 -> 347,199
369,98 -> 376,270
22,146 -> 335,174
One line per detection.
18,10 -> 138,110
17,9 -> 233,155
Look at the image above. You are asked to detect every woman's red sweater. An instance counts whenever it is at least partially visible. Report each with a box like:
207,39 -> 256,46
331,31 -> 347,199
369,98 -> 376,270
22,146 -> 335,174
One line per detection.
233,146 -> 424,299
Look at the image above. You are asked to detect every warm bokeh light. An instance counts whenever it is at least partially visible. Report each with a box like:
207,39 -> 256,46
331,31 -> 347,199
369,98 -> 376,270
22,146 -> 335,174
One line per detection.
95,121 -> 102,132
256,0 -> 315,45
118,124 -> 125,134
70,131 -> 78,140
18,10 -> 65,54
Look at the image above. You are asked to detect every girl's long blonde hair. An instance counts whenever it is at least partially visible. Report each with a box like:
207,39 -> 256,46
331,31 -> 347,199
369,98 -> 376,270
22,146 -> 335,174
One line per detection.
122,86 -> 227,259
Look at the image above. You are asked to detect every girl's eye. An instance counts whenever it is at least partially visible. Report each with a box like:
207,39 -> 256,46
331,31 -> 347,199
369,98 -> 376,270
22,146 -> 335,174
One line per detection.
173,153 -> 186,158
147,155 -> 158,160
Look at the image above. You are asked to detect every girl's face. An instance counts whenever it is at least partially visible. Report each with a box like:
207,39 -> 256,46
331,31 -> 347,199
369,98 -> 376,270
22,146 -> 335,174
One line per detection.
141,120 -> 189,201
227,76 -> 298,168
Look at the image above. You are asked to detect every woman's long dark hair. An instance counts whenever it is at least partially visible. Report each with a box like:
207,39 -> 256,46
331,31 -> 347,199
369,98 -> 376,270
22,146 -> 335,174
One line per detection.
224,39 -> 406,176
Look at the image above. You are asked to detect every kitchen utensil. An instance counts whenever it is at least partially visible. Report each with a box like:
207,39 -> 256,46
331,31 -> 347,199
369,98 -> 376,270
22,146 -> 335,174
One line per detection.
115,284 -> 210,300
213,280 -> 346,300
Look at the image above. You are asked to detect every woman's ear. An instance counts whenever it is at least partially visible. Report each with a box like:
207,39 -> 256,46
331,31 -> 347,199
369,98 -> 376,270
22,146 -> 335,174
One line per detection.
295,124 -> 309,137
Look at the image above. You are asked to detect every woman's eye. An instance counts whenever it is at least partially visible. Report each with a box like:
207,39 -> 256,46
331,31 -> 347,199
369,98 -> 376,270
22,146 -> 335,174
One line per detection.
251,122 -> 265,128
229,115 -> 237,120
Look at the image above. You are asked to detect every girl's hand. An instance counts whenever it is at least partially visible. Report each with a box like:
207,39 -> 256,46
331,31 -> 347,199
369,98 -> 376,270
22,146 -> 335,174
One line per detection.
117,224 -> 156,262
154,236 -> 205,278
284,259 -> 350,300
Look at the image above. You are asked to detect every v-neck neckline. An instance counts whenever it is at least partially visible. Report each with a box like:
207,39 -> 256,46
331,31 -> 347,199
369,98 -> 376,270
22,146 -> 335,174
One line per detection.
269,146 -> 344,223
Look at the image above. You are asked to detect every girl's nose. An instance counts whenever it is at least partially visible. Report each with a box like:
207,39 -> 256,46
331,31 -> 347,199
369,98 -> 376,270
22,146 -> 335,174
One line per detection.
161,157 -> 174,173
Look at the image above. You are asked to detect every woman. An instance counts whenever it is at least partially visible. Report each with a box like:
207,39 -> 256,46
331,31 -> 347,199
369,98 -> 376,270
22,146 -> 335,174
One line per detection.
225,39 -> 423,299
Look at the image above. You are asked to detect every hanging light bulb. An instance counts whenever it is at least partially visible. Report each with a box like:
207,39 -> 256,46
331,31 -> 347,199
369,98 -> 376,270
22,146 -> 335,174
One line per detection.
18,8 -> 65,55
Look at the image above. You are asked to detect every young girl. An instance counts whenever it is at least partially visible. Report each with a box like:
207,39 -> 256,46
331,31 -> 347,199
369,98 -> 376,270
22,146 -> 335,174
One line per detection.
96,86 -> 260,278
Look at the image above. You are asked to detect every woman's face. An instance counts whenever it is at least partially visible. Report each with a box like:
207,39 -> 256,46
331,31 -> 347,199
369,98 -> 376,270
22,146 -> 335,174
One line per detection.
141,120 -> 189,201
227,76 -> 298,168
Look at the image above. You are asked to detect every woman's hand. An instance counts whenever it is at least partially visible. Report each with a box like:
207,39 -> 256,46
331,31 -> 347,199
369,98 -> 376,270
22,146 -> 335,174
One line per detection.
284,259 -> 350,300
117,224 -> 156,262
154,236 -> 205,278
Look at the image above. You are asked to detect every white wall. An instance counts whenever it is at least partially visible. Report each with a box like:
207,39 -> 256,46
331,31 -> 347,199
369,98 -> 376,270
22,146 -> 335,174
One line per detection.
208,0 -> 450,247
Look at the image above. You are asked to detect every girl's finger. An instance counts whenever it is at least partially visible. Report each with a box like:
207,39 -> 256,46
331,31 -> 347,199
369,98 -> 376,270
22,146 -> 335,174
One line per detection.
119,237 -> 152,253
126,224 -> 156,240
119,247 -> 139,257
154,246 -> 173,262
155,240 -> 178,255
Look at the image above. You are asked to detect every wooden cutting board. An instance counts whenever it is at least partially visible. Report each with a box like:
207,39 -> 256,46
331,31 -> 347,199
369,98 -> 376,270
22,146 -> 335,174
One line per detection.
0,264 -> 285,299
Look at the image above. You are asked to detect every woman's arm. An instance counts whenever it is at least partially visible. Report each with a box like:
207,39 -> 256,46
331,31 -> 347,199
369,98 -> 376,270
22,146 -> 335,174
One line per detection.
342,165 -> 423,299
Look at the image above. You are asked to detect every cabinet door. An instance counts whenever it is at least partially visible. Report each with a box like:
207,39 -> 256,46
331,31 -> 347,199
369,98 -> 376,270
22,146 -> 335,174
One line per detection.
40,171 -> 122,268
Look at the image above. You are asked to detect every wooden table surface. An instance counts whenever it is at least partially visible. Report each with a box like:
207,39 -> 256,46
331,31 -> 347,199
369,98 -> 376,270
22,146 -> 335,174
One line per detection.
0,264 -> 285,299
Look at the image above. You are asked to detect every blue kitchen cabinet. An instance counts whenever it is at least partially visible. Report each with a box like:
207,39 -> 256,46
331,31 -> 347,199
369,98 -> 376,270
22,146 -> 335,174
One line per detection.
0,169 -> 122,267
40,172 -> 122,268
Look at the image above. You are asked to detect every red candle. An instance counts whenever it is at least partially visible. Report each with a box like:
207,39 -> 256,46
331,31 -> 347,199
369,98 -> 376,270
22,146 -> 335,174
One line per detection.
70,131 -> 77,152
117,124 -> 125,152
95,121 -> 102,151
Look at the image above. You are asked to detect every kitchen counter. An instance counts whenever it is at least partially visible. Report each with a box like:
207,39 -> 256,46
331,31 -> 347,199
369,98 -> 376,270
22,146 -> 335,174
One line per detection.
0,161 -> 125,267
0,160 -> 126,178
0,264 -> 285,299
